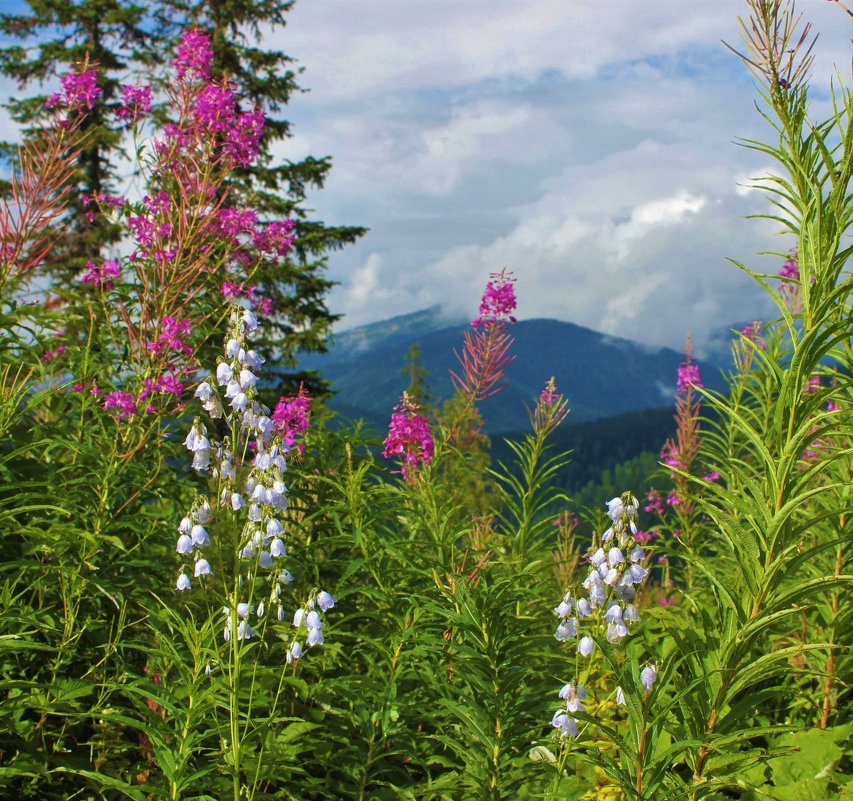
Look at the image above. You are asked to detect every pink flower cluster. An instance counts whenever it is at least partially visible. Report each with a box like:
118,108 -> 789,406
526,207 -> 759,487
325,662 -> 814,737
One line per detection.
383,393 -> 434,480
219,283 -> 273,316
174,28 -> 214,81
80,259 -> 121,289
740,321 -> 766,351
471,269 -> 517,328
147,316 -> 193,357
45,69 -> 101,112
129,191 -> 176,263
103,390 -> 139,419
271,387 -> 312,451
118,84 -> 152,122
779,253 -> 799,280
676,360 -> 702,394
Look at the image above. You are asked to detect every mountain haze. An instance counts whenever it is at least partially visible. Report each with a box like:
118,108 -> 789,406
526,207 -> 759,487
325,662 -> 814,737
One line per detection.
299,307 -> 728,433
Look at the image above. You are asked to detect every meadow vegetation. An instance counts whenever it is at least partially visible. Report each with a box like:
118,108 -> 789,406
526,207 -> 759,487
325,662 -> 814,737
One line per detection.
0,2 -> 849,799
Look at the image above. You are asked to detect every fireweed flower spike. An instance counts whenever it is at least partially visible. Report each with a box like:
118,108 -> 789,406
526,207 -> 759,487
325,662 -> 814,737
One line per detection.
549,491 -> 650,738
383,391 -> 434,480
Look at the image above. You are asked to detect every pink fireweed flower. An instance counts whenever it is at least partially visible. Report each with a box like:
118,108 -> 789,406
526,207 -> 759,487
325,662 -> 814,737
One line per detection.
45,69 -> 102,112
471,268 -> 517,328
253,220 -> 296,258
194,82 -> 237,133
383,392 -> 434,480
224,108 -> 265,167
740,321 -> 766,351
676,359 -> 702,394
533,377 -> 570,436
103,390 -> 138,419
117,84 -> 152,122
80,259 -> 120,289
271,386 -> 312,452
221,281 -> 242,299
174,28 -> 214,81
803,375 -> 822,395
147,316 -> 193,356
702,470 -> 720,483
644,489 -> 665,515
779,253 -> 799,281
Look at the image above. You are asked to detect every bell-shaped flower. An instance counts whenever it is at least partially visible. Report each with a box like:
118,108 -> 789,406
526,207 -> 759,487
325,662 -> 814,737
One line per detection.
196,500 -> 211,523
230,392 -> 248,411
306,626 -> 324,647
625,564 -> 648,585
238,368 -> 257,389
624,603 -> 640,623
554,618 -> 577,641
606,497 -> 624,522
225,338 -> 240,358
578,636 -> 594,657
243,349 -> 264,369
192,450 -> 210,471
176,572 -> 191,591
293,608 -> 305,628
640,663 -> 657,691
267,518 -> 284,538
605,620 -> 629,643
191,524 -> 209,547
551,710 -> 578,739
608,547 -> 625,566
604,603 -> 622,623
589,583 -> 606,607
554,595 -> 572,619
576,598 -> 592,618
306,610 -> 322,629
286,641 -> 303,663
178,516 -> 192,534
236,620 -> 252,640
194,381 -> 213,402
231,492 -> 244,511
590,548 -> 606,567
270,537 -> 285,557
317,591 -> 335,612
236,602 -> 250,619
616,686 -> 626,705
217,361 -> 233,385
176,534 -> 193,554
259,550 -> 273,568
194,558 -> 211,577
242,309 -> 258,332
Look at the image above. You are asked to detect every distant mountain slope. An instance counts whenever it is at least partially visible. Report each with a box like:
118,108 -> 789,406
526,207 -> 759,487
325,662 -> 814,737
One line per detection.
298,308 -> 728,433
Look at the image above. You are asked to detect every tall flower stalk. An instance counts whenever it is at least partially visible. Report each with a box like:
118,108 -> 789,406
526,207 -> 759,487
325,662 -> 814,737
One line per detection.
177,303 -> 334,801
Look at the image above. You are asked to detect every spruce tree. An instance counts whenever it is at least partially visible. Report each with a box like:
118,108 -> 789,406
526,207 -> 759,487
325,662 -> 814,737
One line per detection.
0,0 -> 365,386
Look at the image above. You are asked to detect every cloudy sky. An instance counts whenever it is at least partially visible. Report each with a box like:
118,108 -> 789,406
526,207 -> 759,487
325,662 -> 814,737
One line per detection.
264,0 -> 850,355
2,1 -> 850,355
